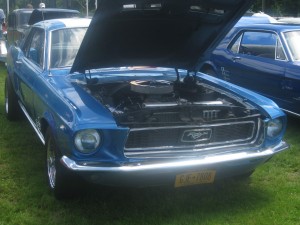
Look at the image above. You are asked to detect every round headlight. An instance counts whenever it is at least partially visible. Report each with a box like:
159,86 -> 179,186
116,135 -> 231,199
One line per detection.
267,118 -> 283,138
74,129 -> 101,154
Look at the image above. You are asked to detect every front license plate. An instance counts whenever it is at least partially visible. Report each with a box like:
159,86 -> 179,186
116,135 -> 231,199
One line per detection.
175,170 -> 216,188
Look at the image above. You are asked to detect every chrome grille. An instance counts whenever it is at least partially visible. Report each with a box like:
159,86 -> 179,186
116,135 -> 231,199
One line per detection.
124,118 -> 261,158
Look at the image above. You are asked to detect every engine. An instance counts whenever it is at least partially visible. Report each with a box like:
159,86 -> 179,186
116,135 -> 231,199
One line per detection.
84,77 -> 257,127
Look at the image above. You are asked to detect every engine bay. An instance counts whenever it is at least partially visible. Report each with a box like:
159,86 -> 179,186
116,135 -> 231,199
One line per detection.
80,75 -> 259,127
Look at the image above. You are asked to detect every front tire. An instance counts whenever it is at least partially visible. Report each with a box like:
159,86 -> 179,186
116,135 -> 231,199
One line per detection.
233,170 -> 254,180
4,76 -> 21,121
46,128 -> 79,199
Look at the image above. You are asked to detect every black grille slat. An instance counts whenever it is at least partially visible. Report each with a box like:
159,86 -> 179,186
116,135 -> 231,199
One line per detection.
212,123 -> 253,142
125,129 -> 181,148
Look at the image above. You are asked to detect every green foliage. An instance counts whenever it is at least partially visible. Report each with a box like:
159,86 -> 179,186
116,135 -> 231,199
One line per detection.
252,0 -> 300,16
0,0 -> 96,15
1,1 -> 300,17
0,62 -> 300,225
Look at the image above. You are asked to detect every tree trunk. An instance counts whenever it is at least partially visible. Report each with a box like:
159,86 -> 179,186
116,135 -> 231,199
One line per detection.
262,0 -> 266,12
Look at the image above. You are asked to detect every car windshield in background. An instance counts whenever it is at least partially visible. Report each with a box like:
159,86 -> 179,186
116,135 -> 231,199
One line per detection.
18,12 -> 32,27
284,31 -> 300,61
50,28 -> 87,68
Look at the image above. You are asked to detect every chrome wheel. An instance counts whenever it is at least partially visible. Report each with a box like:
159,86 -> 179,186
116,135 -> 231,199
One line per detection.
47,136 -> 56,189
45,128 -> 79,199
5,80 -> 9,115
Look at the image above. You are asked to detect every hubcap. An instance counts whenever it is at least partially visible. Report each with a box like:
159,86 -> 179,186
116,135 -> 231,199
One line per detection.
5,83 -> 9,114
47,138 -> 56,189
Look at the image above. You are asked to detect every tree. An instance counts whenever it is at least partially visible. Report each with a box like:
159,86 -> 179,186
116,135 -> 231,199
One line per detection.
1,0 -> 298,17
252,0 -> 300,16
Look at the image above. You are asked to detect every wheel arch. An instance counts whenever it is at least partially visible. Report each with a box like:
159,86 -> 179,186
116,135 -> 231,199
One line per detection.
39,111 -> 60,145
200,62 -> 218,75
40,117 -> 50,139
40,110 -> 74,157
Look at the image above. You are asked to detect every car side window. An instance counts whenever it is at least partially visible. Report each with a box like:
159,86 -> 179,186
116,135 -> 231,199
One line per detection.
230,34 -> 242,54
8,14 -> 16,29
276,39 -> 286,60
22,28 -> 45,67
230,31 -> 285,60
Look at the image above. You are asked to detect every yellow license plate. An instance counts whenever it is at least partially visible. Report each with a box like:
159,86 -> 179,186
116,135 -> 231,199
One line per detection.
175,170 -> 216,188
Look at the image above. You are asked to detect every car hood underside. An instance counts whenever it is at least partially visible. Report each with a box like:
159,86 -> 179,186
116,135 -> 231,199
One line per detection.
71,0 -> 255,73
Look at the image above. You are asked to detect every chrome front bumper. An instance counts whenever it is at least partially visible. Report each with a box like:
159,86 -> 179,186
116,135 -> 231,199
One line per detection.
61,141 -> 289,173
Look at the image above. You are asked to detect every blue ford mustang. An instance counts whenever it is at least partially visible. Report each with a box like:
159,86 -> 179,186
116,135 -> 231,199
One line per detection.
5,0 -> 288,199
200,19 -> 300,117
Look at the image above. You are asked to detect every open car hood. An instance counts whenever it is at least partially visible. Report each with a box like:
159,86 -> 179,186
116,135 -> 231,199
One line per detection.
71,0 -> 254,73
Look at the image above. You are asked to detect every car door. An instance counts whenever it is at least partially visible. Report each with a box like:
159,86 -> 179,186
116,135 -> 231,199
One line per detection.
216,30 -> 287,105
14,27 -> 45,118
280,31 -> 300,115
282,63 -> 300,115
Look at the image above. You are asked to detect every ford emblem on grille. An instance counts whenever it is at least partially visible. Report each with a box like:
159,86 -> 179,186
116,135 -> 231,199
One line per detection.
181,129 -> 212,142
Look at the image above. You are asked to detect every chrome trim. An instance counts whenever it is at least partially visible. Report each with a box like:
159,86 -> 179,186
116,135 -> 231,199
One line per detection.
48,27 -> 88,71
18,101 -> 46,145
275,35 -> 288,61
282,109 -> 300,117
47,30 -> 52,71
61,141 -> 289,172
142,101 -> 223,108
193,101 -> 223,105
282,30 -> 300,62
232,28 -> 288,62
125,143 -> 260,157
142,102 -> 178,108
181,128 -> 212,143
128,121 -> 256,131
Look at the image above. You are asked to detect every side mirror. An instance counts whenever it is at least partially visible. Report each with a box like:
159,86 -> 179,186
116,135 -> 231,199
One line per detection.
29,47 -> 38,62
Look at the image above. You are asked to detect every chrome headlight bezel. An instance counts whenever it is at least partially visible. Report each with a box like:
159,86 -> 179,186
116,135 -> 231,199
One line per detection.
267,118 -> 284,139
74,129 -> 102,154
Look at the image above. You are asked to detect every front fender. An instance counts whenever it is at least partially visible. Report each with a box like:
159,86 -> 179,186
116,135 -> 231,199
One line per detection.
197,72 -> 286,119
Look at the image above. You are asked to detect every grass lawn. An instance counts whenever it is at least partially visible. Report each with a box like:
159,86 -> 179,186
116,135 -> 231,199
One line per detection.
0,62 -> 299,225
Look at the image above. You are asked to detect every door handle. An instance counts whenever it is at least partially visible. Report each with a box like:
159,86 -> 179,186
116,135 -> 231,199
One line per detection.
16,60 -> 22,65
232,56 -> 241,62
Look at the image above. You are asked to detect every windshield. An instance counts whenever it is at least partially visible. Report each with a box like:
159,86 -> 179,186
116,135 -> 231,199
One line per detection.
284,31 -> 300,61
17,12 -> 32,27
50,27 -> 87,68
